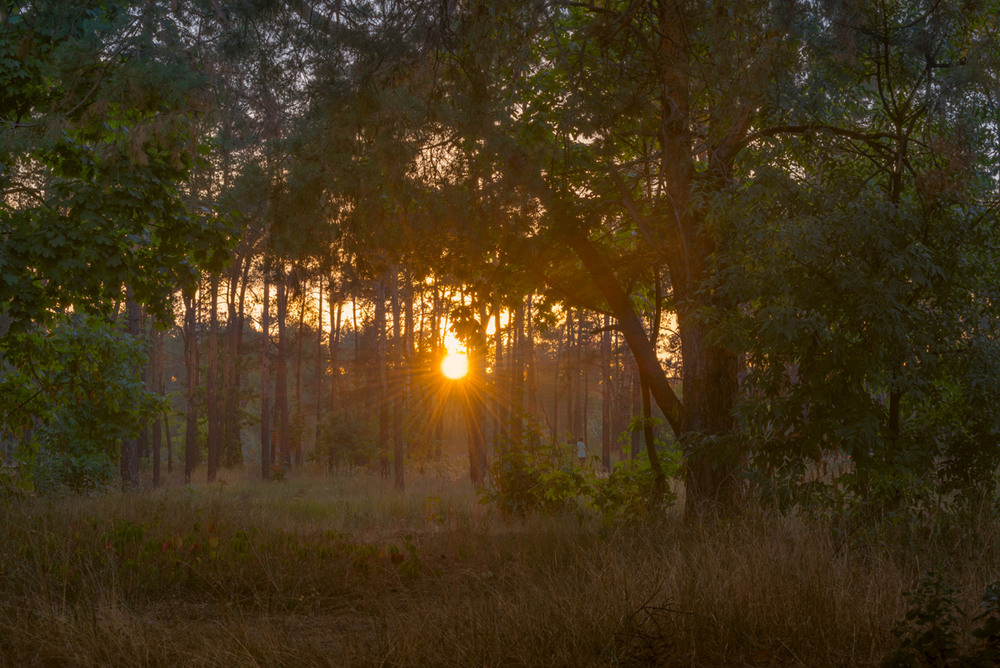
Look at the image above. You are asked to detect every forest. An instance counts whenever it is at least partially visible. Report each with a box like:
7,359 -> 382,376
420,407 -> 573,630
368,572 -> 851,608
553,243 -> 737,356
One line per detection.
2,0 -> 1000,665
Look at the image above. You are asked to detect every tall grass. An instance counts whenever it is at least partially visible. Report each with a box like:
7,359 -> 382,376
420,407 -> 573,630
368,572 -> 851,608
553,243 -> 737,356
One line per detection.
0,466 -> 996,666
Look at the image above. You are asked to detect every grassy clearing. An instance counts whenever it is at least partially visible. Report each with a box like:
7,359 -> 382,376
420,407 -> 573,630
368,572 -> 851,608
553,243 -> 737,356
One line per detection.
0,466 -> 997,667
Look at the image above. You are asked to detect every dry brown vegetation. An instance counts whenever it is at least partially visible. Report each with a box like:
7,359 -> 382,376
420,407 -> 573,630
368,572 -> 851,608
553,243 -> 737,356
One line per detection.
1,466 -> 998,667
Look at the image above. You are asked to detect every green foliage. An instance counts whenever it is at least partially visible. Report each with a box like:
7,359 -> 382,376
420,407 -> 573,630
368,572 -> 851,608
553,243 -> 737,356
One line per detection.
0,1 -> 233,333
885,570 -> 962,667
884,572 -> 1000,667
710,0 -> 1000,508
0,315 -> 161,493
316,412 -> 378,469
483,434 -> 679,520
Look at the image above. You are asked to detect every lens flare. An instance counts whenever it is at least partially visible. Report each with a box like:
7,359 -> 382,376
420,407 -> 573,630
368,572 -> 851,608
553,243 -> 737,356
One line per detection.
441,352 -> 469,379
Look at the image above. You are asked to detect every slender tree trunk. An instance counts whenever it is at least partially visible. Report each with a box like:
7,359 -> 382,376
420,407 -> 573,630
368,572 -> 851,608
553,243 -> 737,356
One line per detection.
329,287 -> 342,415
566,308 -> 575,441
276,266 -> 290,468
552,314 -> 563,442
630,359 -> 641,459
183,290 -> 198,484
375,278 -> 390,478
207,273 -> 220,482
525,296 -> 537,419
391,268 -> 405,490
137,309 -> 149,463
229,253 -> 251,467
261,271 -> 271,480
327,278 -> 342,471
581,312 -> 589,444
509,299 -> 524,447
151,326 -> 162,487
464,317 -> 488,486
493,306 -> 504,448
121,291 -> 140,489
221,270 -> 235,470
164,327 -> 173,475
293,282 -> 305,466
601,313 -> 612,472
641,376 -> 666,505
315,275 -> 323,455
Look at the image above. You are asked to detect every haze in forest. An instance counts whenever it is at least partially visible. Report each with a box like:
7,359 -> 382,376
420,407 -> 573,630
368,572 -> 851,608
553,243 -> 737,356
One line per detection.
3,1 -> 1000,665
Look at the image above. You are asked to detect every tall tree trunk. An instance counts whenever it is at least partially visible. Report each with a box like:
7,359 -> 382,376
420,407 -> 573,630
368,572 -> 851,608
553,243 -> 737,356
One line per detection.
276,266 -> 290,468
525,295 -> 539,451
375,277 -> 390,478
676,308 -> 740,509
121,291 -> 140,490
207,272 -> 220,482
493,306 -> 504,448
552,313 -> 563,443
137,309 -> 149,463
581,311 -> 589,444
630,358 -> 641,459
391,268 -> 405,491
329,287 -> 342,415
641,376 -> 666,505
601,313 -> 612,472
464,316 -> 488,486
260,270 -> 271,480
229,252 -> 252,467
293,281 -> 305,466
566,308 -> 575,441
151,325 -> 162,487
183,290 -> 199,484
509,299 -> 524,447
315,275 -> 323,456
327,278 -> 343,471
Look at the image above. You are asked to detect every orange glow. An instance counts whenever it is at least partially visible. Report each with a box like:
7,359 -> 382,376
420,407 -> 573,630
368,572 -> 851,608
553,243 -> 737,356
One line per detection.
441,352 -> 469,380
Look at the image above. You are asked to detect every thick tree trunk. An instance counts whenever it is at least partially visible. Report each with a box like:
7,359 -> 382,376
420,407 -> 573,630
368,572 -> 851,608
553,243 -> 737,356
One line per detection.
677,309 -> 741,511
564,227 -> 742,513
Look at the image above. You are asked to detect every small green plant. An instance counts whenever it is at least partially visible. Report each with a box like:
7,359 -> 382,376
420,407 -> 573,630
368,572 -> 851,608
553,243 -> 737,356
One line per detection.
884,570 -> 962,667
884,571 -> 1000,667
970,583 -> 1000,665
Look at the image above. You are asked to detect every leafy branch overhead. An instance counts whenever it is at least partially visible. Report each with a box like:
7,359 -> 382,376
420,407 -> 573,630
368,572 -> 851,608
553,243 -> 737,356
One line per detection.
0,1 -> 233,330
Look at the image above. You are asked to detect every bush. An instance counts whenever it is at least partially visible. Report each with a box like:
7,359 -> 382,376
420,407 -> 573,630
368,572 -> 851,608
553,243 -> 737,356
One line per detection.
0,315 -> 161,493
483,438 -> 679,520
884,571 -> 1000,667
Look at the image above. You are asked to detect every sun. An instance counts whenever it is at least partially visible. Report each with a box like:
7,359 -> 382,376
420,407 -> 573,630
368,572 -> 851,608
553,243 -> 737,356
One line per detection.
441,352 -> 469,380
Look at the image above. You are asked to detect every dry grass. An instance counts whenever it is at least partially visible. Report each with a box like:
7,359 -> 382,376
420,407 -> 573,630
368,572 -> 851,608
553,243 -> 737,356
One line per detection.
1,465 -> 997,667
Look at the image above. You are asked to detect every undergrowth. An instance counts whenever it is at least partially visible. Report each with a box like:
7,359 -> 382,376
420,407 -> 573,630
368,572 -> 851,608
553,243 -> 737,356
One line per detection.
0,466 -> 997,666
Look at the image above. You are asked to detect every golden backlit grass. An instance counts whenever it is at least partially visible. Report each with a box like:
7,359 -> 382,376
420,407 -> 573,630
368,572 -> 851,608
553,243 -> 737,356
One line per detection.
0,465 -> 997,667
